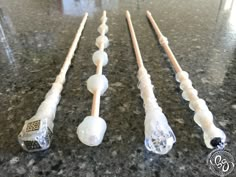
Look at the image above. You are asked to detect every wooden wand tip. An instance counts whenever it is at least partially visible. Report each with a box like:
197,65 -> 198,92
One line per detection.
126,10 -> 130,18
146,11 -> 151,16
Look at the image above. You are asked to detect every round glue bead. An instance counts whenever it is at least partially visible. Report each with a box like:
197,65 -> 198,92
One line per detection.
193,110 -> 213,128
189,98 -> 208,111
100,16 -> 108,23
96,36 -> 109,49
77,116 -> 107,146
87,74 -> 108,95
97,24 -> 109,34
182,88 -> 198,101
180,79 -> 192,90
159,36 -> 168,46
92,50 -> 108,66
176,71 -> 189,82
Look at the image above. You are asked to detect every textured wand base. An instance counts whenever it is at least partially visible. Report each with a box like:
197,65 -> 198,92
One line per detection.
18,118 -> 53,152
144,111 -> 176,154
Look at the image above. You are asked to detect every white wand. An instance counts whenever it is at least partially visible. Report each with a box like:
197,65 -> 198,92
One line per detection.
18,13 -> 88,152
147,11 -> 226,149
126,11 -> 176,154
77,11 -> 109,146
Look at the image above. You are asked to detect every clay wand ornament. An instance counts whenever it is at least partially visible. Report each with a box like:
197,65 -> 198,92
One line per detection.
18,13 -> 88,152
146,11 -> 226,149
77,11 -> 109,146
126,11 -> 176,154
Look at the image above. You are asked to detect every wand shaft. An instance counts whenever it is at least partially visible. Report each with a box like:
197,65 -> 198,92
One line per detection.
91,89 -> 101,117
91,11 -> 107,117
58,13 -> 88,82
126,11 -> 144,68
146,11 -> 182,73
77,11 -> 109,146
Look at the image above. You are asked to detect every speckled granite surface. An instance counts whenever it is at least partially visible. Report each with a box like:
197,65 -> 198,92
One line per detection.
0,0 -> 235,176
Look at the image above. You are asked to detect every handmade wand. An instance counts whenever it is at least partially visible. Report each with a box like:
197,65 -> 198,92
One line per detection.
77,11 -> 109,146
147,11 -> 226,149
18,13 -> 88,152
126,11 -> 176,154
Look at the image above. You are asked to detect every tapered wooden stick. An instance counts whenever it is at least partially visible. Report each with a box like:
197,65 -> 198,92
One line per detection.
146,11 -> 182,73
18,13 -> 88,152
147,10 -> 226,149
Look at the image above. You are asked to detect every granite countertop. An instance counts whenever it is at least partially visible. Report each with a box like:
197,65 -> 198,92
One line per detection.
0,0 -> 235,176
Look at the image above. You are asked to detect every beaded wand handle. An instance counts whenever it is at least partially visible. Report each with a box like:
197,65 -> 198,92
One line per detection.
126,11 -> 176,154
77,11 -> 109,146
18,13 -> 88,152
147,11 -> 226,149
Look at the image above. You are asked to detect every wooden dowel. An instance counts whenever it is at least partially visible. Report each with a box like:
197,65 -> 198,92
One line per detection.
99,43 -> 105,51
91,11 -> 107,117
96,60 -> 103,75
59,13 -> 88,77
146,11 -> 182,73
126,11 -> 144,68
91,89 -> 101,117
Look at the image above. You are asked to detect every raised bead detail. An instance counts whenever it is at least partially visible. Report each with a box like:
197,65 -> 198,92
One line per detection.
180,79 -> 192,90
96,36 -> 109,49
177,70 -> 226,149
77,12 -> 109,147
159,36 -> 168,46
98,24 -> 109,34
87,74 -> 108,95
182,88 -> 198,101
189,98 -> 208,111
92,50 -> 108,66
176,71 -> 189,82
100,16 -> 108,23
193,110 -> 213,128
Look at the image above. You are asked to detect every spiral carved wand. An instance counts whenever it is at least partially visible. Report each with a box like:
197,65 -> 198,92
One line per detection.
77,11 -> 109,146
147,10 -> 226,149
126,11 -> 176,154
18,13 -> 88,152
